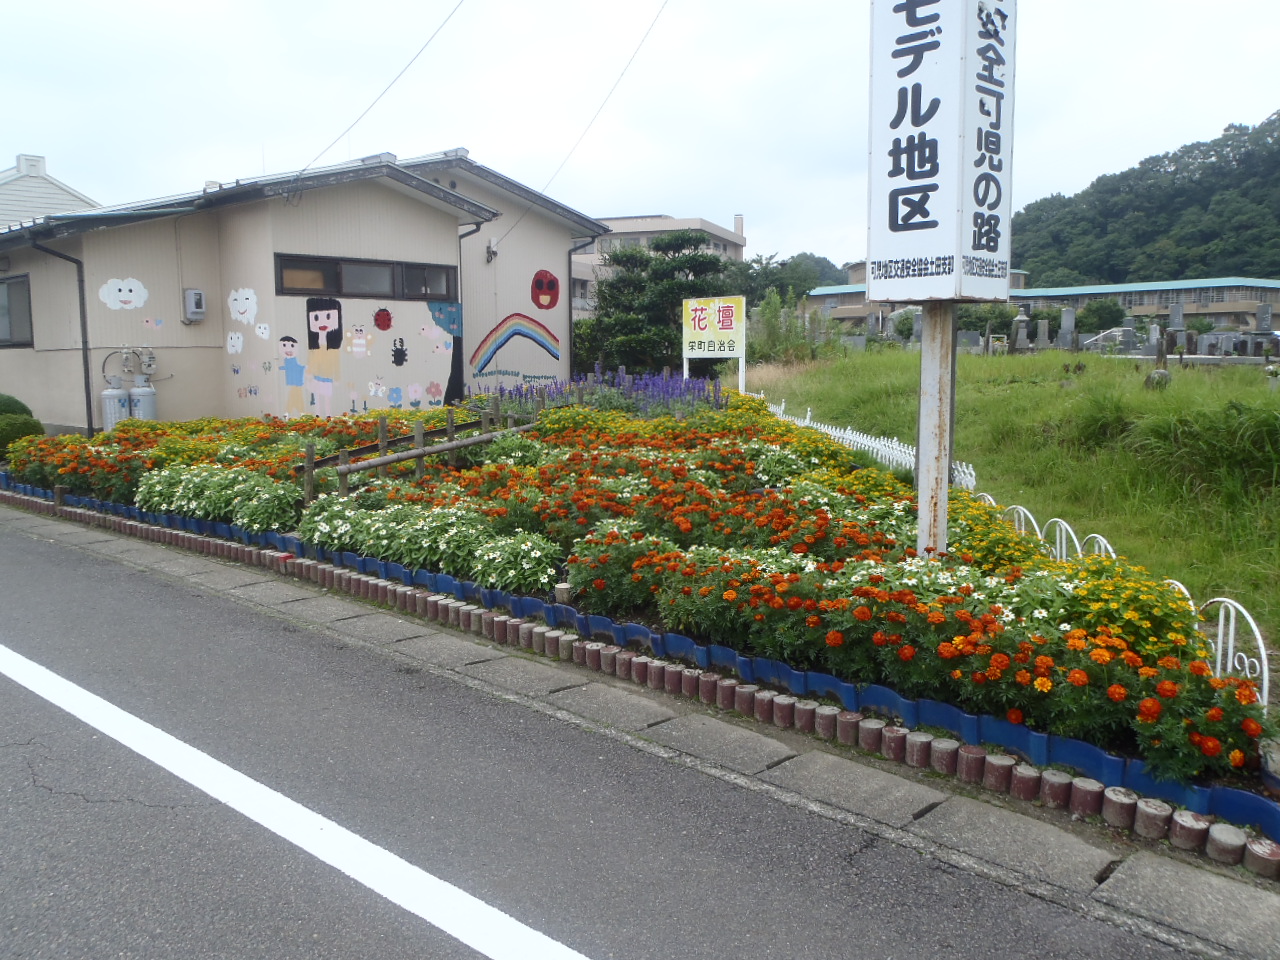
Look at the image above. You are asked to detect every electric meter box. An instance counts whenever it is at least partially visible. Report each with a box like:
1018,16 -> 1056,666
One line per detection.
183,288 -> 206,324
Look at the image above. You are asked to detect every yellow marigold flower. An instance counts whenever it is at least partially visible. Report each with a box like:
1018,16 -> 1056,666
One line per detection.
1034,676 -> 1053,693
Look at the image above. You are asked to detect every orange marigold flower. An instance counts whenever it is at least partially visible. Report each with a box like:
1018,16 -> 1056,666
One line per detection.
1200,736 -> 1223,758
989,653 -> 1011,671
951,669 -> 963,680
1205,707 -> 1224,723
1122,651 -> 1144,668
937,641 -> 959,659
1236,685 -> 1259,706
898,645 -> 916,662
1066,636 -> 1087,651
971,671 -> 987,685
1138,667 -> 1159,680
1229,749 -> 1246,768
1067,669 -> 1089,687
1156,680 -> 1180,699
927,610 -> 946,625
1243,717 -> 1264,738
1007,708 -> 1024,725
1188,660 -> 1211,677
1157,655 -> 1180,671
1033,676 -> 1053,693
1137,698 -> 1162,722
722,589 -> 738,602
825,630 -> 844,647
1107,684 -> 1128,702
806,615 -> 821,628
1016,670 -> 1032,686
1209,677 -> 1228,690
1089,648 -> 1113,665
853,606 -> 873,622
592,578 -> 607,591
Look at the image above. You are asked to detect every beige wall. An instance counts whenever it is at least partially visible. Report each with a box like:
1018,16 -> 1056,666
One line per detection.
456,179 -> 573,390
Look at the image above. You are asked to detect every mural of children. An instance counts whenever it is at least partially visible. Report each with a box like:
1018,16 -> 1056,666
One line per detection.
306,297 -> 343,417
278,336 -> 306,418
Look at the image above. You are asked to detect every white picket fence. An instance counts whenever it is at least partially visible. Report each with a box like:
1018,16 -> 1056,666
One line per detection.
754,392 -> 1271,709
765,398 -> 979,491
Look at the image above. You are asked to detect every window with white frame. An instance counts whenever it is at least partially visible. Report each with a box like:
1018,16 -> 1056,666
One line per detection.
0,275 -> 32,347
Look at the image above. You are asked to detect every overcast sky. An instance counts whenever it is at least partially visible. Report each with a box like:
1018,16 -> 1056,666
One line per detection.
6,1 -> 1278,267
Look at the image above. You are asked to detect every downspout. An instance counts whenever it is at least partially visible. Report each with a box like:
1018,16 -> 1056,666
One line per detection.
446,221 -> 486,406
31,240 -> 96,436
567,236 -> 597,378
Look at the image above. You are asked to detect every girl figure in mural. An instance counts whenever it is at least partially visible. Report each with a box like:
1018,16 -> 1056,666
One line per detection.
306,297 -> 343,417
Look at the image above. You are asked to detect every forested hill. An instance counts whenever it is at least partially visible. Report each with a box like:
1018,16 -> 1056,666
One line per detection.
1011,110 -> 1280,288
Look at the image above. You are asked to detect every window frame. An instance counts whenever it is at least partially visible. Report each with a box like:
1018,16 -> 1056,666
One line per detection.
0,274 -> 33,349
275,254 -> 456,302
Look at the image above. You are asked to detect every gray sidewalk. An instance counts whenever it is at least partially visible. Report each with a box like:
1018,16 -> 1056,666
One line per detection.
4,501 -> 1279,960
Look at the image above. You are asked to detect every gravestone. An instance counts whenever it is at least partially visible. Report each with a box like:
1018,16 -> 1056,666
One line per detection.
957,331 -> 983,352
1035,314 -> 1052,349
1056,307 -> 1076,348
1168,303 -> 1185,331
1012,319 -> 1030,352
1143,323 -> 1161,357
1258,303 -> 1274,334
1119,316 -> 1137,352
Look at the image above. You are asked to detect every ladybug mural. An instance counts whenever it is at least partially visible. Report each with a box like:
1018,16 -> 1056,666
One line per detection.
530,270 -> 559,310
373,307 -> 394,331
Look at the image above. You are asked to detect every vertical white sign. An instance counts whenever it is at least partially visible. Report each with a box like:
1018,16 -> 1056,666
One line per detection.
867,0 -> 1016,303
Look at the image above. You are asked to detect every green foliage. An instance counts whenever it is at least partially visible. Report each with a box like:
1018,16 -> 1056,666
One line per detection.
0,414 -> 43,458
723,252 -> 844,307
957,302 -> 1018,338
0,394 -> 33,417
576,229 -> 729,373
1076,298 -> 1126,334
1013,110 -> 1280,284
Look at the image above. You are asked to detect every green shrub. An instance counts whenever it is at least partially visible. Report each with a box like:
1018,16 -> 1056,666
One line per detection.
0,394 -> 33,417
0,414 -> 43,458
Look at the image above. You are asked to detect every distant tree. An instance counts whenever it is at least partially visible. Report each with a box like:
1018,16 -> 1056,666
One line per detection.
723,251 -> 846,308
1076,298 -> 1126,334
575,229 -> 728,373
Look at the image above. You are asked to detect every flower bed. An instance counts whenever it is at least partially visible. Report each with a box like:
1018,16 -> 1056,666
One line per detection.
6,392 -> 1274,787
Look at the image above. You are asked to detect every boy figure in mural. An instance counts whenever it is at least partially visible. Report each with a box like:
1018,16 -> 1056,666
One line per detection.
278,336 -> 307,418
306,297 -> 343,417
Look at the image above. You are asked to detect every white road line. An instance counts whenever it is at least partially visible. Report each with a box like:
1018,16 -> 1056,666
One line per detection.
0,642 -> 593,960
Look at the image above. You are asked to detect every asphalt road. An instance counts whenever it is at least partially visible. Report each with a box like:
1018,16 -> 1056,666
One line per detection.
0,518 -> 1199,959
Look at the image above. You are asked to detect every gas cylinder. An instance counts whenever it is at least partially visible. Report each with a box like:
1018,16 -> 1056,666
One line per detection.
101,376 -> 130,430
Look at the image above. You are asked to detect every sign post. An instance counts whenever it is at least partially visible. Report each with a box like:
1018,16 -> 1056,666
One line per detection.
867,0 -> 1016,554
682,295 -> 747,393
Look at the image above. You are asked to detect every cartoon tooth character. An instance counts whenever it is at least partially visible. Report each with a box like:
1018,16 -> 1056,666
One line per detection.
346,323 -> 372,357
228,288 -> 258,325
254,322 -> 271,340
99,278 -> 149,310
278,335 -> 306,418
306,297 -> 343,417
226,330 -> 244,354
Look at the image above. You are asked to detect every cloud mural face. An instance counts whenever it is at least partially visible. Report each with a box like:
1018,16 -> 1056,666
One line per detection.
226,330 -> 244,354
98,278 -> 149,310
228,288 -> 257,324
254,322 -> 271,340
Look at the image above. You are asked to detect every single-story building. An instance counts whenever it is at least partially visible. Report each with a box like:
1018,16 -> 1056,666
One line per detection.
0,149 -> 607,434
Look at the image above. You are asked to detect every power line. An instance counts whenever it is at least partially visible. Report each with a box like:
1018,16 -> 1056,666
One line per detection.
496,0 -> 670,245
297,0 -> 468,178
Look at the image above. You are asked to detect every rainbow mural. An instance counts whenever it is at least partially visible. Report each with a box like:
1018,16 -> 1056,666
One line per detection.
470,312 -> 561,373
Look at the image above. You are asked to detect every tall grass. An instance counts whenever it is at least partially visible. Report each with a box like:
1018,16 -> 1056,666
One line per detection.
747,353 -> 1280,645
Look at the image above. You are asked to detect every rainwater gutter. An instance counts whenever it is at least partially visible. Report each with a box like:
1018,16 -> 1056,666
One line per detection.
31,240 -> 95,436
